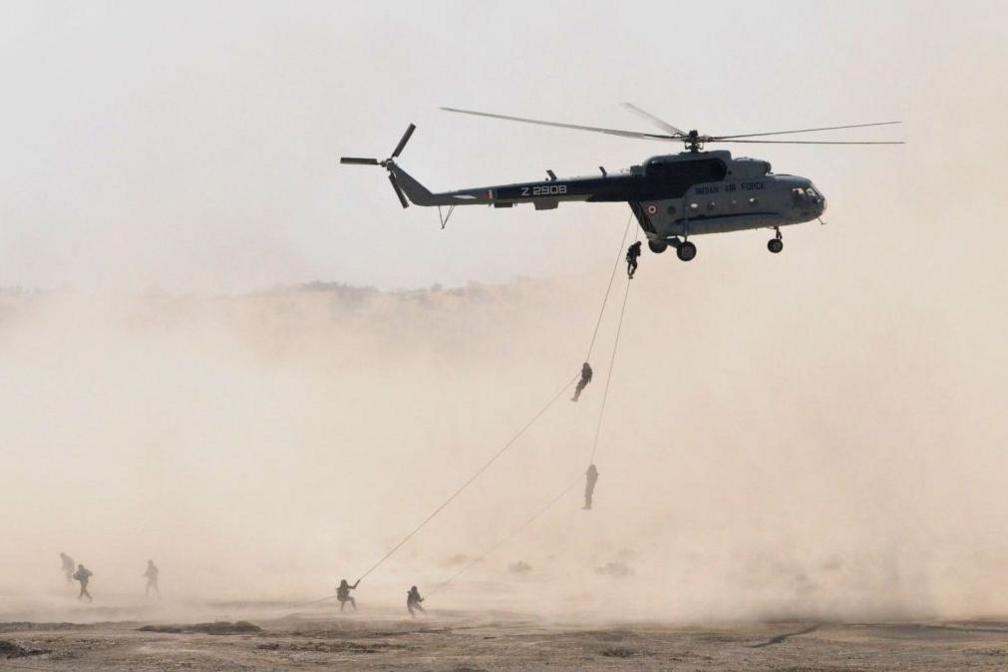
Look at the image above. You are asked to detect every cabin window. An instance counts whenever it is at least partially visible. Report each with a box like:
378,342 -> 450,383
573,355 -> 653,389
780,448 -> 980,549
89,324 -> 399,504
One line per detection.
689,202 -> 699,211
748,197 -> 758,206
707,201 -> 716,211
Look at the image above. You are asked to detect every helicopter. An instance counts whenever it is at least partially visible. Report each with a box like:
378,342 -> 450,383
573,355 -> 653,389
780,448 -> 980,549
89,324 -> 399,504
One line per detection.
340,105 -> 903,261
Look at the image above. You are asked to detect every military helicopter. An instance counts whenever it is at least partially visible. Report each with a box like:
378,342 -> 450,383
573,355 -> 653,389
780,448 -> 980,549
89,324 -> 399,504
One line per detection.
340,105 -> 903,261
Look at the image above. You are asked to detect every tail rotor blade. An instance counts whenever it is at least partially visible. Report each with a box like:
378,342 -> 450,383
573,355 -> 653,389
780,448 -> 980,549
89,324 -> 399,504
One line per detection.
391,124 -> 416,159
389,174 -> 409,208
341,157 -> 380,165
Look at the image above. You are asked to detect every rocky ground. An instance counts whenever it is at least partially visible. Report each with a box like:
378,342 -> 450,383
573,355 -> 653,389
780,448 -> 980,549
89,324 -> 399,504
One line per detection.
3,610 -> 1008,671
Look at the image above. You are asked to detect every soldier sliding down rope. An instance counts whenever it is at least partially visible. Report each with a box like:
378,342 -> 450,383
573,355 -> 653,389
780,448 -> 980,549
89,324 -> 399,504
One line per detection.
572,362 -> 593,402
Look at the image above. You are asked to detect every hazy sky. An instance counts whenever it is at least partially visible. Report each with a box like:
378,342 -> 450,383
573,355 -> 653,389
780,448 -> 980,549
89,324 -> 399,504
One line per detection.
2,1 -> 1008,620
0,0 -> 1005,291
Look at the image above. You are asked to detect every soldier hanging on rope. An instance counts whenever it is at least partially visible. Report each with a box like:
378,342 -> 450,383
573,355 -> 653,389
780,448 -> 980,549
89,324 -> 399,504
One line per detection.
572,362 -> 593,402
626,241 -> 642,279
336,578 -> 360,611
583,464 -> 599,510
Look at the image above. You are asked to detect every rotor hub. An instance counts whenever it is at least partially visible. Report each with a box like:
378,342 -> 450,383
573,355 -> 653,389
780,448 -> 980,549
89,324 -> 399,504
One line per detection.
685,130 -> 705,152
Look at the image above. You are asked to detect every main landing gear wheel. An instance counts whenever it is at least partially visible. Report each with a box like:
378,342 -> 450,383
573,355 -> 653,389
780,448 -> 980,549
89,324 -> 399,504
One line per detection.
677,241 -> 697,261
648,240 -> 668,254
766,228 -> 782,254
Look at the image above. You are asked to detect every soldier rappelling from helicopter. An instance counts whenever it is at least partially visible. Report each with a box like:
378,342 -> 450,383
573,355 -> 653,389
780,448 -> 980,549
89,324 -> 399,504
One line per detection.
583,464 -> 599,510
626,241 -> 642,279
572,362 -> 593,402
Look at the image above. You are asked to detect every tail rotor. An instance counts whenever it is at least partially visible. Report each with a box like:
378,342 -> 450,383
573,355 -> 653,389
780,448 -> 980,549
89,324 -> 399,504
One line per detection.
390,124 -> 416,160
388,174 -> 409,209
340,123 -> 417,209
339,157 -> 380,165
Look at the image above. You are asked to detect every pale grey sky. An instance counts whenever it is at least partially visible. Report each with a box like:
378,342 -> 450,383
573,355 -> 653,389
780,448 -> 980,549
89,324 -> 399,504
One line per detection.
0,0 -> 1005,290
3,1 -> 1008,617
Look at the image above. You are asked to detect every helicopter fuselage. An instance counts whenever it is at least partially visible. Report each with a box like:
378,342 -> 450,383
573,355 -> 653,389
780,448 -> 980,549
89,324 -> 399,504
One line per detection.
388,149 -> 825,246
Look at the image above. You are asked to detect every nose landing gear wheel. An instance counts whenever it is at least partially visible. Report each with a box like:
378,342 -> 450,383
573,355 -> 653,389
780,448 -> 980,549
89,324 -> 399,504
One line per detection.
677,241 -> 697,261
648,240 -> 668,254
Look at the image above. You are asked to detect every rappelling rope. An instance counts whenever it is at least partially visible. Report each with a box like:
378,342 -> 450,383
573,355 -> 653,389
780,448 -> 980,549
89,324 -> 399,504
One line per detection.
429,221 -> 641,599
589,228 -> 639,464
296,218 -> 640,607
585,214 -> 633,362
294,593 -> 342,606
352,216 -> 639,585
293,373 -> 578,608
294,373 -> 578,608
352,371 -> 580,585
426,472 -> 582,598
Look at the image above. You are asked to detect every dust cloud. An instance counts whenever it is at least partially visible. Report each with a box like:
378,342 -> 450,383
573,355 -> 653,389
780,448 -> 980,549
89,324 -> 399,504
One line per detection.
2,252 -> 1005,624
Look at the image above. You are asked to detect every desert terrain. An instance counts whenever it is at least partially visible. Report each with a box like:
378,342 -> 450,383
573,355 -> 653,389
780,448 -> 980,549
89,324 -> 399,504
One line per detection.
4,606 -> 1008,671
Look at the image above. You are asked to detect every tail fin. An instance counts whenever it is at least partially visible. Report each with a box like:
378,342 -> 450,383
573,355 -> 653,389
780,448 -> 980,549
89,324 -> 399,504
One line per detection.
388,163 -> 438,207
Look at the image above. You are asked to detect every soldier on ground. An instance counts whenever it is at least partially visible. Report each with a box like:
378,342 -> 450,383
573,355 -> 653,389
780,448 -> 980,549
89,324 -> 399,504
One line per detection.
73,563 -> 93,602
59,553 -> 75,584
144,560 -> 160,598
406,585 -> 425,617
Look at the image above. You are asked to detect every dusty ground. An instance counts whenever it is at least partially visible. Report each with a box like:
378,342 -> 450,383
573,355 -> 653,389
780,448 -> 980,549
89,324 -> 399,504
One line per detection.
3,609 -> 1008,671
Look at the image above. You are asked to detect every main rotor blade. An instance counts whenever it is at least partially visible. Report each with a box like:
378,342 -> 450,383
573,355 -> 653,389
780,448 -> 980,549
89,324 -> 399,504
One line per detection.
713,121 -> 902,140
717,139 -> 905,145
391,123 -> 416,159
341,157 -> 380,165
440,106 -> 676,141
389,174 -> 409,208
620,103 -> 685,136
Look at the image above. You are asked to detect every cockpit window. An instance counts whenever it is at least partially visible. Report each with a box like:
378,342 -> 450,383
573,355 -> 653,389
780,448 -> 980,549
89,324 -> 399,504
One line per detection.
792,187 -> 822,208
762,162 -> 772,175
